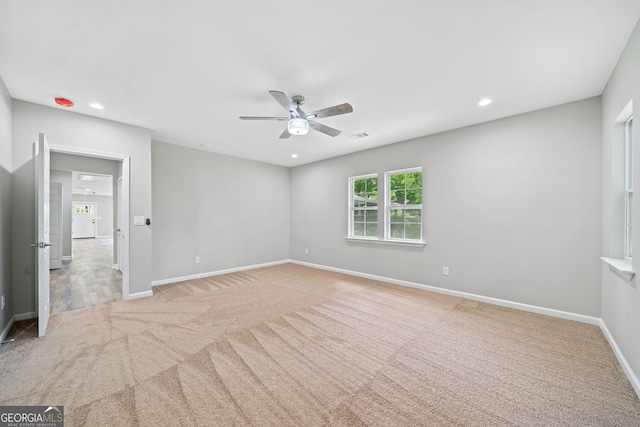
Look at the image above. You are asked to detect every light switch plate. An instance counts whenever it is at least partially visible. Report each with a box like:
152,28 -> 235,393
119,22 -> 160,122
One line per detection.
134,216 -> 145,226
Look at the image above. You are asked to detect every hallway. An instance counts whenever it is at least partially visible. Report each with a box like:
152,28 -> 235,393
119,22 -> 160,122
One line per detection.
50,238 -> 122,313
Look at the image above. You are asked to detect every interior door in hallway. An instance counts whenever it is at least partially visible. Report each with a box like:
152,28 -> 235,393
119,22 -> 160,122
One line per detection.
72,202 -> 96,238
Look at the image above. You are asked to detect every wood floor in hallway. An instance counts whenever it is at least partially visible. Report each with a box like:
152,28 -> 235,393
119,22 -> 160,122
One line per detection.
50,237 -> 122,313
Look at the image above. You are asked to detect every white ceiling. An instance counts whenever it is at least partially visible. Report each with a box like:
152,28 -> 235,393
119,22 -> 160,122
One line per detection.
1,1 -> 639,167
71,171 -> 113,196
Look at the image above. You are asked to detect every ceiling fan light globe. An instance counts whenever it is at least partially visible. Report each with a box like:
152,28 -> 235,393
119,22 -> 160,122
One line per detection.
288,118 -> 309,135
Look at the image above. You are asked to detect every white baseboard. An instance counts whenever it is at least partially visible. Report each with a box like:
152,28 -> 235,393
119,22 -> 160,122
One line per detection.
1,316 -> 15,343
2,312 -> 37,343
599,320 -> 640,398
126,291 -> 153,300
151,260 -> 290,287
96,235 -> 112,239
14,311 -> 36,321
62,255 -> 72,261
291,260 -> 600,325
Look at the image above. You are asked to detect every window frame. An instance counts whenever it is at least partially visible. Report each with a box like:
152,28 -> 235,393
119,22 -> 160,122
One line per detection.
348,173 -> 379,239
624,116 -> 633,259
384,167 -> 423,242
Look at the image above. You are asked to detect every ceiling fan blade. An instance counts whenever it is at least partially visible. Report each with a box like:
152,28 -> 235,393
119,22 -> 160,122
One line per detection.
269,90 -> 302,117
239,116 -> 288,121
279,128 -> 291,139
308,120 -> 341,137
306,103 -> 353,119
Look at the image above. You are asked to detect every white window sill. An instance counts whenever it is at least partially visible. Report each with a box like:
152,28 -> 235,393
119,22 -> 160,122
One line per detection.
345,237 -> 426,248
601,257 -> 635,280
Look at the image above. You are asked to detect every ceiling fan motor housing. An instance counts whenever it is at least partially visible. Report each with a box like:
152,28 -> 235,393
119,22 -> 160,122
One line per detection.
291,95 -> 305,107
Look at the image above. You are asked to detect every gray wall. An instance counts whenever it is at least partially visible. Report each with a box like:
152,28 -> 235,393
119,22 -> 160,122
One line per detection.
0,76 -> 12,335
12,100 -> 152,314
291,97 -> 602,316
151,141 -> 290,281
601,19 -> 640,386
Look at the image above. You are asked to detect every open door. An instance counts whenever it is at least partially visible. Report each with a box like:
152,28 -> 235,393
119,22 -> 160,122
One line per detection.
34,133 -> 51,337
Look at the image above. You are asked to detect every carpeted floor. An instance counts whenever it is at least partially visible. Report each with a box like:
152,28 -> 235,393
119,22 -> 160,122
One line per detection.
1,264 -> 639,426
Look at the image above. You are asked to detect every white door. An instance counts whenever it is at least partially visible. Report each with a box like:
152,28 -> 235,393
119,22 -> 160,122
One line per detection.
34,133 -> 51,337
49,182 -> 63,269
72,202 -> 96,238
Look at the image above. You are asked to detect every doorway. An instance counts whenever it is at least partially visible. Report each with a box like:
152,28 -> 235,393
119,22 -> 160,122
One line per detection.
47,146 -> 131,305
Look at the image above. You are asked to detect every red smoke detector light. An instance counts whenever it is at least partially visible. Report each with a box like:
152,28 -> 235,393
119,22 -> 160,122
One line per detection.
54,97 -> 74,107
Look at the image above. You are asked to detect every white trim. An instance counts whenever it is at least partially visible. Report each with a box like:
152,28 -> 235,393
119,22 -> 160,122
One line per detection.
599,319 -> 640,398
96,235 -> 113,239
345,236 -> 426,247
601,257 -> 635,280
151,260 -> 290,287
128,291 -> 153,300
290,260 -> 600,325
62,255 -> 73,261
15,311 -> 36,321
1,316 -> 15,343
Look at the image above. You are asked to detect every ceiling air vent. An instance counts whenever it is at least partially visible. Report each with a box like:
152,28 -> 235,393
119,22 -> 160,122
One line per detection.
350,132 -> 369,139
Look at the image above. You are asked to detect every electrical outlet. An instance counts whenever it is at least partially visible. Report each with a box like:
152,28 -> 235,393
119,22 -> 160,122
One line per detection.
442,266 -> 450,276
304,248 -> 309,254
195,256 -> 200,264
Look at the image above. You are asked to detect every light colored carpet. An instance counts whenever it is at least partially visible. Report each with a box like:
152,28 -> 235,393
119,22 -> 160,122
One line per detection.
1,264 -> 639,426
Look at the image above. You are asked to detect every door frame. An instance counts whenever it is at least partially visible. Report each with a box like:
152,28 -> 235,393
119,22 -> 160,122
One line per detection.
49,144 -> 131,300
71,201 -> 97,239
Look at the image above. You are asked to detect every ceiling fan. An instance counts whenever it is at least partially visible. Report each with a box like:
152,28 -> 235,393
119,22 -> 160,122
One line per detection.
240,90 -> 353,139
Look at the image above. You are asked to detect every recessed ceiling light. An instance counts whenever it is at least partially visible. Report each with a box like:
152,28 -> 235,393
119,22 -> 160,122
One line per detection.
291,154 -> 298,158
90,103 -> 104,110
478,98 -> 493,106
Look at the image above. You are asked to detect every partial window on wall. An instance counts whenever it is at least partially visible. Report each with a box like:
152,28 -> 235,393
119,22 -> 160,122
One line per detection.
625,116 -> 634,259
349,174 -> 378,238
386,168 -> 423,241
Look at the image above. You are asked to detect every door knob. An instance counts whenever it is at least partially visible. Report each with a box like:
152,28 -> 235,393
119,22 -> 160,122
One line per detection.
30,242 -> 53,248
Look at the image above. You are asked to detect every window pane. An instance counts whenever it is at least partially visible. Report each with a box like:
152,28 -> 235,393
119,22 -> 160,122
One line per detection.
365,210 -> 377,222
390,174 -> 404,190
405,224 -> 421,239
390,190 -> 405,205
366,178 -> 377,192
365,223 -> 378,237
406,189 -> 422,204
353,223 -> 364,236
405,209 -> 421,222
390,223 -> 404,238
353,210 -> 364,222
390,209 -> 403,222
407,172 -> 422,189
354,179 -> 366,193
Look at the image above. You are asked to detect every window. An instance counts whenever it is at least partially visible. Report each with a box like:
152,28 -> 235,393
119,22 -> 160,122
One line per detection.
349,174 -> 378,238
348,167 -> 424,245
386,168 -> 423,241
625,116 -> 633,258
